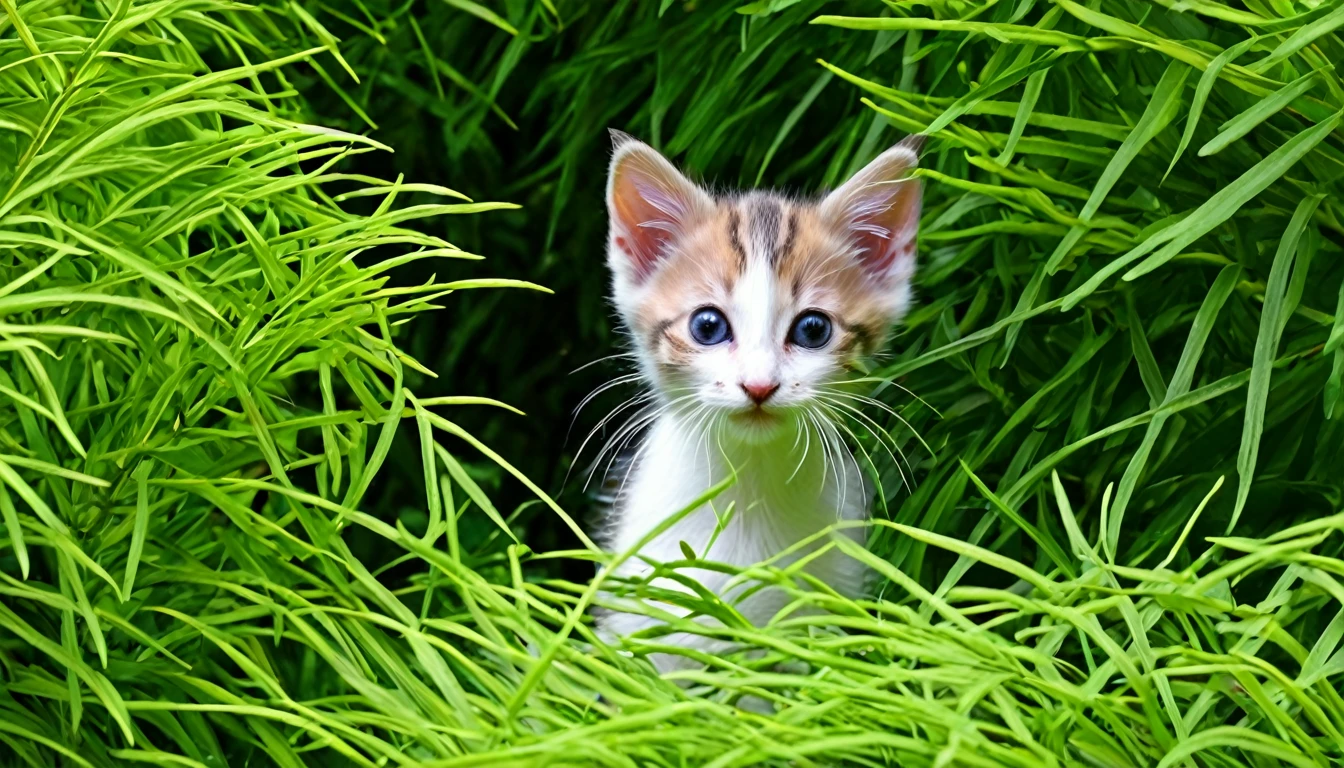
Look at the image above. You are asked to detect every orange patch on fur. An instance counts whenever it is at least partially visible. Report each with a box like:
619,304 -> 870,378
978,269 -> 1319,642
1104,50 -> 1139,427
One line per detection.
633,205 -> 743,361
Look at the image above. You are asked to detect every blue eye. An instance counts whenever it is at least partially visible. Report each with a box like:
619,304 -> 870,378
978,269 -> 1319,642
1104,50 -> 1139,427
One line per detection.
790,311 -> 832,349
689,308 -> 731,345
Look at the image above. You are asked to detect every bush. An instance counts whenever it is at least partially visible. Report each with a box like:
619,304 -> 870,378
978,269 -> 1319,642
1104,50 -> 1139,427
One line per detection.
2,0 -> 1344,765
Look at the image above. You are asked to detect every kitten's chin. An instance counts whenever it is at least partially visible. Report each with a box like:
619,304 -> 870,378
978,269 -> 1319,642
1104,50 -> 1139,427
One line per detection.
723,408 -> 792,445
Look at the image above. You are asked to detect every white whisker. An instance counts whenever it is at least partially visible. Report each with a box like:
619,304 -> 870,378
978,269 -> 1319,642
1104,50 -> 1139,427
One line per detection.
818,399 -> 904,497
821,385 -> 934,458
585,390 -> 699,491
569,352 -> 639,376
569,390 -> 655,479
817,395 -> 911,493
786,411 -> 813,484
573,373 -> 645,417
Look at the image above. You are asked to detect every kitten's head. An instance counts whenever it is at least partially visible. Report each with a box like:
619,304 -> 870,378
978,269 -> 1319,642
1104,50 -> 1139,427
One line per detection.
605,130 -> 922,443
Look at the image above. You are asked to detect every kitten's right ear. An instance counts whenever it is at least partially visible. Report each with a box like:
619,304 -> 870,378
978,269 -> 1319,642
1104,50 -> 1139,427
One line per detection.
820,135 -> 923,285
606,131 -> 710,283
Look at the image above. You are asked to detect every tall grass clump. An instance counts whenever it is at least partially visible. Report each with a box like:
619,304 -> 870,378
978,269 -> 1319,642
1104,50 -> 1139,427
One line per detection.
2,0 -> 1344,766
0,0 -> 572,762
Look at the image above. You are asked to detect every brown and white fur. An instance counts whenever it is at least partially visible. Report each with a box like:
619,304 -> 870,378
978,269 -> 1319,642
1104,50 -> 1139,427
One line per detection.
593,130 -> 922,674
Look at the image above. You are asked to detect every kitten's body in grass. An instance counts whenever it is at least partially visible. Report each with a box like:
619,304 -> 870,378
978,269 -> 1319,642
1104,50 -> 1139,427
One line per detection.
592,131 -> 922,676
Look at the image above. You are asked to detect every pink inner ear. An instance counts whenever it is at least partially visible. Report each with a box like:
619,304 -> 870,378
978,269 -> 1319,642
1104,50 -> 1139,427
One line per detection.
609,155 -> 694,281
847,178 -> 921,278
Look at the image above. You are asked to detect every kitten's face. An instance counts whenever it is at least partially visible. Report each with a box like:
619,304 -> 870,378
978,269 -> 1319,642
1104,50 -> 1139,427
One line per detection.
605,132 -> 922,443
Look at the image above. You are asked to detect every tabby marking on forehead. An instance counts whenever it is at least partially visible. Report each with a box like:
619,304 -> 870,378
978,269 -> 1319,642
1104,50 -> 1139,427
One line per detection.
778,209 -> 799,271
746,194 -> 782,263
725,205 -> 746,273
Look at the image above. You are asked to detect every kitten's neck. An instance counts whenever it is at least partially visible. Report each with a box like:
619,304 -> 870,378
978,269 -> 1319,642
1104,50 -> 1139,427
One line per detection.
603,405 -> 867,565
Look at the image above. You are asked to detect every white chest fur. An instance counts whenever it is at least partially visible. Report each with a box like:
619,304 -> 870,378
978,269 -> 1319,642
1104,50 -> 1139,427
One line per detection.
597,413 -> 870,670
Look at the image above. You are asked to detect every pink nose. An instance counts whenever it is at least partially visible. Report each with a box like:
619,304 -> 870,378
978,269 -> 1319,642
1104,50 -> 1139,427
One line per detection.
741,382 -> 779,405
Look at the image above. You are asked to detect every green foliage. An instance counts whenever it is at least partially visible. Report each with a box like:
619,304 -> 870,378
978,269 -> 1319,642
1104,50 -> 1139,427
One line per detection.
2,0 -> 1344,766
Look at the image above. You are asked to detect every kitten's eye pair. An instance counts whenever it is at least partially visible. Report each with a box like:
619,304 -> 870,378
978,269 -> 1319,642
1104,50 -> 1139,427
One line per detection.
687,308 -> 832,349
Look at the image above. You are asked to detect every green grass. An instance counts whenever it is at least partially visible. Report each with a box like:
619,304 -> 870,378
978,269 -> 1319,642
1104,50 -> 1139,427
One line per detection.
3,0 -> 1344,765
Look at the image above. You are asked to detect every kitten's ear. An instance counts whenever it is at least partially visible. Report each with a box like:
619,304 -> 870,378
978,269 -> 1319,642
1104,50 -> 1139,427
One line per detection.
606,130 -> 711,283
820,135 -> 923,283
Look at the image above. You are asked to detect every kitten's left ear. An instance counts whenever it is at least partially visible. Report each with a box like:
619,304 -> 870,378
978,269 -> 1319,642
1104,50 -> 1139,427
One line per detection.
820,135 -> 923,282
606,130 -> 713,284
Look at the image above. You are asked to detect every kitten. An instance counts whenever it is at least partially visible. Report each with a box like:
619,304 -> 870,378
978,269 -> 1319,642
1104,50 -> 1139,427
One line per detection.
592,130 -> 922,675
